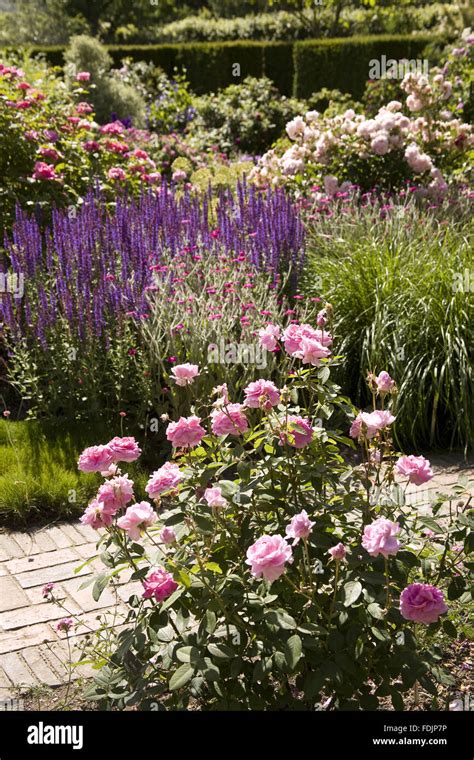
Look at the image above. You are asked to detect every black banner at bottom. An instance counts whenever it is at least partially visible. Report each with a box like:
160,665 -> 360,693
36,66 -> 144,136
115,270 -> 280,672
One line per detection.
0,709 -> 471,758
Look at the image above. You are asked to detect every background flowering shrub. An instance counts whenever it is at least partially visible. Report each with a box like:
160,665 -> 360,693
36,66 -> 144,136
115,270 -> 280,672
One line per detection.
72,322 -> 473,710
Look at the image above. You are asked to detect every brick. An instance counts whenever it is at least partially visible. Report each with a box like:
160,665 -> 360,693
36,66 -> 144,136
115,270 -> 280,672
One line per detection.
58,523 -> 87,544
22,646 -> 63,687
0,534 -> 24,560
0,600 -> 81,631
0,564 -> 9,577
74,543 -> 98,561
6,530 -> 56,557
117,581 -> 144,603
60,578 -> 119,612
0,576 -> 30,612
25,586 -> 67,605
0,623 -> 57,654
74,523 -> 101,542
47,640 -> 97,681
16,560 -> 91,589
0,666 -> 12,688
0,653 -> 37,687
43,526 -> 73,549
6,547 -> 79,575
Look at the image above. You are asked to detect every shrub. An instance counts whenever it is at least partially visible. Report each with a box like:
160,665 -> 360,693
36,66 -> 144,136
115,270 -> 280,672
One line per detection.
302,193 -> 474,452
1,185 -> 306,423
67,323 -> 472,710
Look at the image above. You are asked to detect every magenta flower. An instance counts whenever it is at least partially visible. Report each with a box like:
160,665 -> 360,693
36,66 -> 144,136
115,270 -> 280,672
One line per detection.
246,535 -> 293,584
395,455 -> 433,486
244,379 -> 280,410
78,444 -> 115,473
211,404 -> 249,436
55,618 -> 74,633
142,568 -> 178,602
400,583 -> 448,624
280,415 -> 314,449
166,416 -> 206,448
285,510 -> 315,545
107,436 -> 141,463
146,462 -> 182,498
328,543 -> 347,561
362,517 -> 400,558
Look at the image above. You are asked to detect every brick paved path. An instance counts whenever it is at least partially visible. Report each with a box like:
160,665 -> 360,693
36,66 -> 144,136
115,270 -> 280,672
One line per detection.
0,454 -> 472,701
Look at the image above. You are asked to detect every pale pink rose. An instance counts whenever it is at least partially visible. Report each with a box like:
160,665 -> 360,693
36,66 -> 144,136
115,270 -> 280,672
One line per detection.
375,371 -> 395,393
362,517 -> 400,558
244,379 -> 280,410
170,363 -> 199,386
283,323 -> 332,359
299,337 -> 331,365
160,527 -> 177,545
76,71 -> 91,81
107,436 -> 141,463
107,167 -> 126,181
350,410 -> 396,439
328,543 -> 347,561
285,510 -> 315,545
142,568 -> 178,602
172,169 -> 187,182
406,94 -> 423,112
80,499 -> 114,529
78,444 -> 115,472
96,475 -> 134,513
395,455 -> 433,486
117,501 -> 157,540
166,416 -> 206,448
286,116 -> 306,140
211,404 -> 249,436
400,583 -> 448,624
146,462 -> 182,498
405,144 -> 432,173
204,486 -> 227,508
246,535 -> 293,583
258,323 -> 280,351
371,133 -> 389,155
280,415 -> 314,449
100,463 -> 120,478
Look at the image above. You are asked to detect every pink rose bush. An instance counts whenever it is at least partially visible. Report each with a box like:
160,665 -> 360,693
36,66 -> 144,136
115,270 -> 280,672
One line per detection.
74,315 -> 469,711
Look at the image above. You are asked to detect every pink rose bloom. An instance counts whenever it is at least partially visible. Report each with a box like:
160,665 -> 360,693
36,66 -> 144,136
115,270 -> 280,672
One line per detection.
96,475 -> 134,513
204,487 -> 227,508
166,415 -> 206,447
78,444 -> 115,472
258,323 -> 280,351
38,147 -> 60,162
160,527 -> 177,545
371,133 -> 389,155
76,71 -> 91,81
362,517 -> 400,558
283,323 -> 332,359
142,568 -> 178,602
107,436 -> 141,463
350,410 -> 396,439
146,462 -> 182,498
100,121 -> 125,135
211,404 -> 249,436
280,415 -> 314,449
395,455 -> 433,486
400,583 -> 448,624
285,510 -> 315,545
32,161 -> 59,180
76,101 -> 93,114
328,543 -> 347,561
375,371 -> 395,393
246,535 -> 293,583
299,336 -> 331,365
80,499 -> 114,529
107,167 -> 126,181
83,140 -> 100,152
170,363 -> 200,386
316,309 -> 327,327
117,501 -> 157,540
244,379 -> 280,410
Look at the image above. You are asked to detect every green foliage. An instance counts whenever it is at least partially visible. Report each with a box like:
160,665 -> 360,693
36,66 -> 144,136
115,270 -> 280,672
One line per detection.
303,198 -> 474,452
293,34 -> 434,99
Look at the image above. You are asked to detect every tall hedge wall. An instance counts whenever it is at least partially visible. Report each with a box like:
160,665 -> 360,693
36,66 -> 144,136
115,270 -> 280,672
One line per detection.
11,35 -> 434,98
293,34 -> 434,99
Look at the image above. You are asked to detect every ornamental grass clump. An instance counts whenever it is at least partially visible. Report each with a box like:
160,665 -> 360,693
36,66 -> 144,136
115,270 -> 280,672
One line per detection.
71,316 -> 472,710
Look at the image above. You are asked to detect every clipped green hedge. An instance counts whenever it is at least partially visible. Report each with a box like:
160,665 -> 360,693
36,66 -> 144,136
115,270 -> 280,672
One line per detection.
293,34 -> 434,99
8,35 -> 435,98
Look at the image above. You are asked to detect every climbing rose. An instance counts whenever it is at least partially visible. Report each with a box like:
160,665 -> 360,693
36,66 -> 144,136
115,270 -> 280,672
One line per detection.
246,535 -> 293,583
171,363 -> 200,386
211,404 -> 249,436
96,475 -> 134,513
395,455 -> 433,486
285,510 -> 315,545
78,445 -> 114,472
204,487 -> 227,507
328,543 -> 347,561
117,501 -> 157,540
146,462 -> 182,497
244,379 -> 280,410
166,416 -> 206,447
142,568 -> 178,602
350,410 -> 396,439
280,415 -> 314,449
362,517 -> 400,558
107,436 -> 141,463
400,583 -> 448,624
